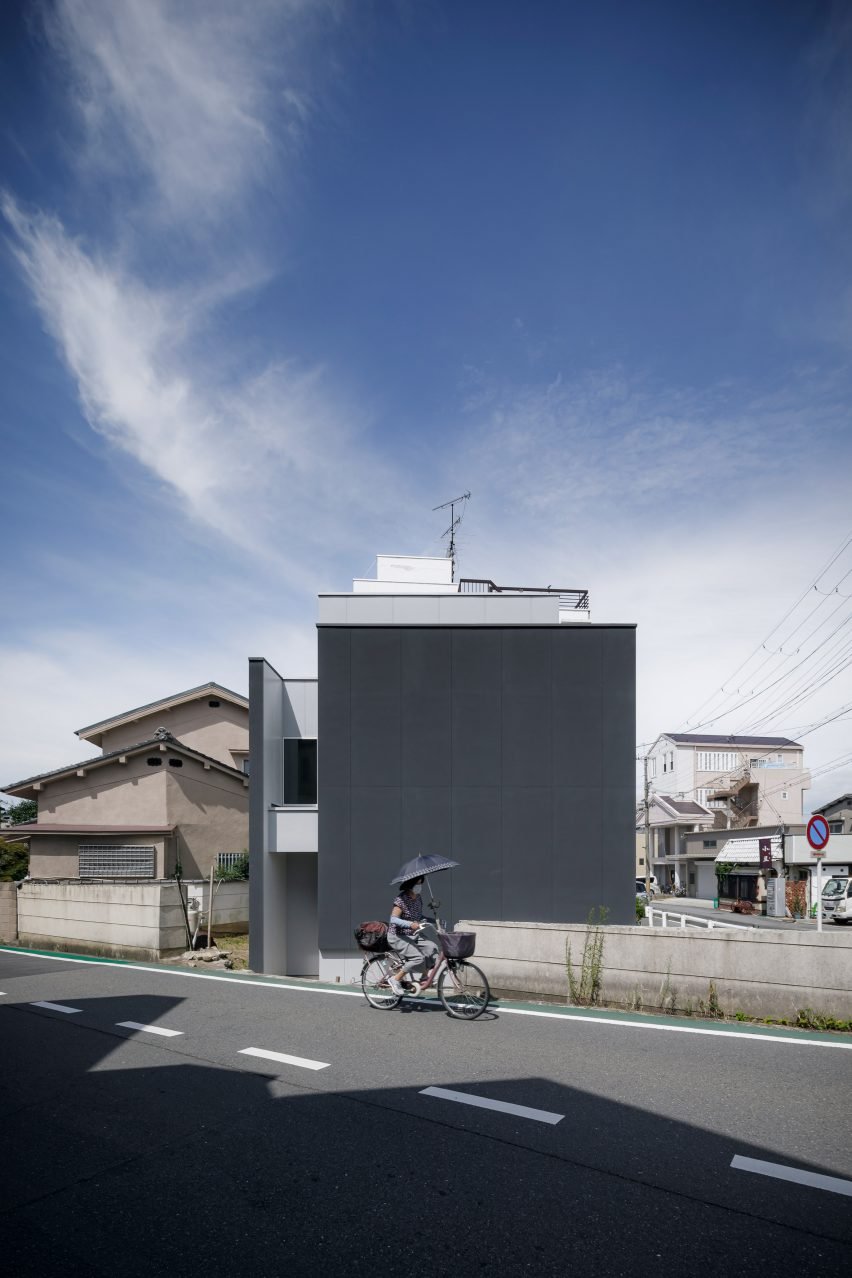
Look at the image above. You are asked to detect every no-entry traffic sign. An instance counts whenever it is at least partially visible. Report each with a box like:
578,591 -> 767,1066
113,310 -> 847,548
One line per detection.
806,814 -> 830,855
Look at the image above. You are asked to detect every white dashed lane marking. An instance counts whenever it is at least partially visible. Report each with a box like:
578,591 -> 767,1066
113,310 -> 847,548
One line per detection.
238,1047 -> 330,1071
30,1001 -> 81,1014
116,1021 -> 184,1038
732,1155 -> 852,1198
420,1086 -> 564,1125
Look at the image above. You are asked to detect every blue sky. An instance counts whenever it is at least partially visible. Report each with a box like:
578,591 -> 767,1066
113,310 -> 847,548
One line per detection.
1,0 -> 851,806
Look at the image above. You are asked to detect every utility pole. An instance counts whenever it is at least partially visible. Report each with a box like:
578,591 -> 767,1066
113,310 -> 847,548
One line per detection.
644,753 -> 652,904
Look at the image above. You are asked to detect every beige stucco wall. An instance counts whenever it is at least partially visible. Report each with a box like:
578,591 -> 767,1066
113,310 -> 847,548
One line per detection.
28,834 -> 171,879
38,755 -> 168,825
0,882 -> 17,941
97,698 -> 248,766
25,750 -> 244,882
166,766 -> 248,879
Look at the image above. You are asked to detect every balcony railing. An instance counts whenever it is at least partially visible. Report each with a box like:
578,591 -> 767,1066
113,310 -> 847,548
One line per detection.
458,579 -> 590,611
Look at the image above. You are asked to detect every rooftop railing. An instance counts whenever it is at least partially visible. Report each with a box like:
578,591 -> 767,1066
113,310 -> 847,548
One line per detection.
458,579 -> 590,611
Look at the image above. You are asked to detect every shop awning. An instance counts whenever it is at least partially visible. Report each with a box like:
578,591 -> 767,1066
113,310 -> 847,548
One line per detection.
714,835 -> 782,865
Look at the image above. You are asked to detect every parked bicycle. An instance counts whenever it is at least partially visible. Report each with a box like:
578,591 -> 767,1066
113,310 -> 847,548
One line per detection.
355,919 -> 491,1020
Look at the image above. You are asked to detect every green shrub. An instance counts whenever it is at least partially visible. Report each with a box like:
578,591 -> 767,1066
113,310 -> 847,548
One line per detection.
635,899 -> 646,921
0,837 -> 29,882
566,908 -> 608,1006
795,1008 -> 852,1033
217,854 -> 249,882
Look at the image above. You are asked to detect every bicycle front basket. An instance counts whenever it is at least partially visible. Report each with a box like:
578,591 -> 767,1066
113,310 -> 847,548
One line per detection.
439,931 -> 476,959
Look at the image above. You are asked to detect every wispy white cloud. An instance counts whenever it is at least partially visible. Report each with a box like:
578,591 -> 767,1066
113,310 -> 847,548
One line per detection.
2,195 -> 411,584
45,0 -> 326,224
1,0 -> 408,587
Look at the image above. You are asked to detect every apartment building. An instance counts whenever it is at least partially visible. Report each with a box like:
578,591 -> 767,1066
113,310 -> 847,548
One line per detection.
644,731 -> 810,897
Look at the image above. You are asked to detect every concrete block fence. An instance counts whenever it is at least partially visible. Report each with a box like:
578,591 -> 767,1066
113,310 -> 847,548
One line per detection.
16,879 -> 249,961
457,919 -> 852,1020
0,882 -> 17,942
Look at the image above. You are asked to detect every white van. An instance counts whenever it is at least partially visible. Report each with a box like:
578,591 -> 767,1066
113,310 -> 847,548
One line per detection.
823,876 -> 851,923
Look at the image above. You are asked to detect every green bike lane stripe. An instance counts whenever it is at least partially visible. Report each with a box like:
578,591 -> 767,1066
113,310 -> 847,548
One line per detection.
1,943 -> 850,1049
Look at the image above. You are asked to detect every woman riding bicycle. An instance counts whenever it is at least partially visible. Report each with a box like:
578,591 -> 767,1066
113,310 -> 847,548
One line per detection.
387,876 -> 438,996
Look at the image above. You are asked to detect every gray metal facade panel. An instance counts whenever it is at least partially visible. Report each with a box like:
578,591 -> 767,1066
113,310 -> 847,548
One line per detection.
349,630 -> 401,789
601,629 -> 636,779
317,630 -> 350,788
317,784 -> 350,949
317,623 -> 636,947
450,786 -> 502,923
451,628 -> 501,691
349,786 -> 401,930
552,786 -> 603,921
601,784 -> 636,923
501,786 -> 553,921
401,785 -> 452,862
401,629 -> 451,787
551,628 -> 603,789
501,694 -> 552,787
451,691 -> 501,786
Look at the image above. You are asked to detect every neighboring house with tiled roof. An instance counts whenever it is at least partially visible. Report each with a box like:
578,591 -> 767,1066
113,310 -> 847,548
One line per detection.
2,685 -> 250,882
643,731 -> 810,896
75,681 -> 249,773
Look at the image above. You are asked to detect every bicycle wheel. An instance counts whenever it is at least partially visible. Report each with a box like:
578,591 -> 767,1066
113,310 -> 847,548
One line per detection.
437,960 -> 490,1020
362,955 -> 402,1009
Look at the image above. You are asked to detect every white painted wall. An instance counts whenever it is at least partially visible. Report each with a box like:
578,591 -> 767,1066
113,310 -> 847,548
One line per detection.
318,593 -> 562,626
785,833 -> 852,865
269,807 -> 318,852
282,680 -> 317,738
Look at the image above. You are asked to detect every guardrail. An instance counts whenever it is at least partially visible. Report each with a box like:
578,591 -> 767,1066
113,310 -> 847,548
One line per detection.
647,905 -> 756,932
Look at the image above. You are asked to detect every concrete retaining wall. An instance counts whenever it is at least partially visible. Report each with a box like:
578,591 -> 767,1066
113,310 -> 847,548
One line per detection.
17,878 -> 249,960
0,882 -> 17,941
458,919 -> 852,1019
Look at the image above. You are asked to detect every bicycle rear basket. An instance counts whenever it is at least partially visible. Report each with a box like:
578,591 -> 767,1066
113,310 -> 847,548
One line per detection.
354,921 -> 390,953
439,931 -> 476,959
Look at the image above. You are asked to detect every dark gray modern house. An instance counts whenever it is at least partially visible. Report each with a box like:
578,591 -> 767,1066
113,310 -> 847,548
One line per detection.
249,556 -> 635,979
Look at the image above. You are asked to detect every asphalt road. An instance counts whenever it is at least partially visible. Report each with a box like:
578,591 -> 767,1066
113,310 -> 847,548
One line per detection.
1,947 -> 851,1278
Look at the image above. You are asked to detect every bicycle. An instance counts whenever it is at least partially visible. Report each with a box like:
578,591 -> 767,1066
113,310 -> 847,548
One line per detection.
359,920 -> 491,1020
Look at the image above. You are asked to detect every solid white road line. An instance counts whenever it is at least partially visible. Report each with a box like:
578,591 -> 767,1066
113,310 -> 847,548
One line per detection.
4,949 -> 851,1052
30,1001 -> 81,1014
493,1004 -> 852,1050
420,1085 -> 564,1125
238,1047 -> 330,1071
116,1021 -> 183,1037
731,1155 -> 852,1198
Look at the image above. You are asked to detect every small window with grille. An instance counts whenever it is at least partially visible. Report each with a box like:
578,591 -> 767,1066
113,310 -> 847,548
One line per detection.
79,845 -> 156,878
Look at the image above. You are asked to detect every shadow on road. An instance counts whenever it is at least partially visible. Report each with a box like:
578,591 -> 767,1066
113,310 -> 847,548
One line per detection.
0,989 -> 849,1278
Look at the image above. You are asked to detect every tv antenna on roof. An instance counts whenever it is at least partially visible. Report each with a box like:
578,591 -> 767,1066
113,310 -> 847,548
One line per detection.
433,491 -> 470,583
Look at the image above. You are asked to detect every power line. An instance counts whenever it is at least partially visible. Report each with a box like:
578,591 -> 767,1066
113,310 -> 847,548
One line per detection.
677,530 -> 852,730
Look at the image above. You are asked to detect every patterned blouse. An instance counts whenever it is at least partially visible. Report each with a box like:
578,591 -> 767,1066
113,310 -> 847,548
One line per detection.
388,891 -> 423,939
